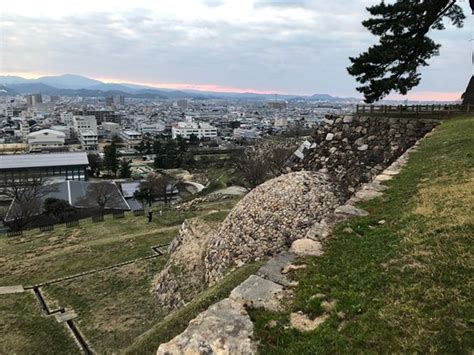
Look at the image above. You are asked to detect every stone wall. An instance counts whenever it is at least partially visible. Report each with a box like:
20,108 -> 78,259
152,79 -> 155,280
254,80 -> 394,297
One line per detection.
154,115 -> 440,304
291,115 -> 439,198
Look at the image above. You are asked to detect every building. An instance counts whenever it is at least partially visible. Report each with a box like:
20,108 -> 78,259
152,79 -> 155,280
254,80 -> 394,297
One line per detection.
139,122 -> 165,135
233,128 -> 260,140
25,94 -> 43,107
273,117 -> 288,128
101,122 -> 121,139
0,152 -> 89,188
73,115 -> 98,150
73,110 -> 121,124
79,130 -> 98,150
27,129 -> 65,151
267,101 -> 288,110
171,119 -> 218,139
50,125 -> 71,140
4,180 -> 130,225
120,130 -> 142,148
73,115 -> 98,134
113,95 -> 125,105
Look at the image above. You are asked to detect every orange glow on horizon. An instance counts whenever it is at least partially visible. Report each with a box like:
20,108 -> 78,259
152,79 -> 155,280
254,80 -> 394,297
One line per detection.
0,71 -> 463,100
387,91 -> 462,102
0,71 -> 287,95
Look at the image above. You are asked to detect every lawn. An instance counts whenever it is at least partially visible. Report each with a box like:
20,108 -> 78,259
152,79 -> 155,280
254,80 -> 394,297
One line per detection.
0,210 -> 189,286
0,292 -> 79,354
251,115 -> 474,353
43,257 -> 168,353
0,195 -> 242,353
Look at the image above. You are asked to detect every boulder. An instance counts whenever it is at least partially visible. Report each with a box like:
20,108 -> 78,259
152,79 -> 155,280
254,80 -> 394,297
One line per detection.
157,298 -> 256,355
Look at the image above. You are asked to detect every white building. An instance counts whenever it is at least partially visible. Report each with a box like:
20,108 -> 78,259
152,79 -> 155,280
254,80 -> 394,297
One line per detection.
233,128 -> 260,140
101,122 -> 121,138
79,130 -> 98,151
73,115 -> 98,134
171,119 -> 217,139
120,130 -> 142,148
139,122 -> 165,135
273,117 -> 288,128
27,129 -> 65,151
51,125 -> 71,140
73,115 -> 98,150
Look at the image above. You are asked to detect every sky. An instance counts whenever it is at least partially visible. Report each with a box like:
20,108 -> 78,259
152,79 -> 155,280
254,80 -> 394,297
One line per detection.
1,0 -> 473,99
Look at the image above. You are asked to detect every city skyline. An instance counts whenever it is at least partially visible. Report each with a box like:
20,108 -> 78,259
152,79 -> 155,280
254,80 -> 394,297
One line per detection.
1,0 -> 473,100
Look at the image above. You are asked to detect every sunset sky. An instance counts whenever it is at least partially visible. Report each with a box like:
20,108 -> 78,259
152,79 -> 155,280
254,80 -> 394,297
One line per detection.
1,0 -> 472,99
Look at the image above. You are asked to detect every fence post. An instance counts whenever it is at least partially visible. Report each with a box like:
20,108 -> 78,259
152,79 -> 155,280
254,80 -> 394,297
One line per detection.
468,104 -> 471,113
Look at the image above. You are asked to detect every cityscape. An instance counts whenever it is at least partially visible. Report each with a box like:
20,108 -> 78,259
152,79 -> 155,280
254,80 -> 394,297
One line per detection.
0,1 -> 472,354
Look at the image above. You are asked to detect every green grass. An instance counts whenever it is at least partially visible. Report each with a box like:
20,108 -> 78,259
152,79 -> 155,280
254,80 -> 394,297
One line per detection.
0,211 -> 182,285
0,292 -> 79,354
43,257 -> 168,353
123,262 -> 263,354
251,115 -> 474,354
0,195 -> 242,353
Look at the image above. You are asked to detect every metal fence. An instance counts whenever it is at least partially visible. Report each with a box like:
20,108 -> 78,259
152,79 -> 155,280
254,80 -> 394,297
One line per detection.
113,211 -> 125,219
6,229 -> 23,237
65,220 -> 80,228
91,214 -> 104,223
39,224 -> 54,232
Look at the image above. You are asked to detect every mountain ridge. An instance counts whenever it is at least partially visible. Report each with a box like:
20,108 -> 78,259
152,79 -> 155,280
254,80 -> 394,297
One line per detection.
0,74 -> 358,101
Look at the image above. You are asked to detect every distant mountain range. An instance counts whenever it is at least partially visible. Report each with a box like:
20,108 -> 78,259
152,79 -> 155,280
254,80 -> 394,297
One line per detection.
0,73 -> 360,102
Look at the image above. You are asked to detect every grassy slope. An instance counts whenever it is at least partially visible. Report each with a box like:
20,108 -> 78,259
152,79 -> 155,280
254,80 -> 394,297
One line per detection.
251,115 -> 474,353
44,258 -> 168,353
0,210 -> 188,285
123,262 -> 263,354
0,292 -> 79,354
0,198 -> 239,353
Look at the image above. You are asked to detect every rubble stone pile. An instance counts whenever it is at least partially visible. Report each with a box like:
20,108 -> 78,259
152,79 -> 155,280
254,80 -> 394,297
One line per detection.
204,171 -> 343,284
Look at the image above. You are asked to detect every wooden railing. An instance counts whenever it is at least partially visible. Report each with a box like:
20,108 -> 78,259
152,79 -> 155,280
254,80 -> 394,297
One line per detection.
356,104 -> 471,115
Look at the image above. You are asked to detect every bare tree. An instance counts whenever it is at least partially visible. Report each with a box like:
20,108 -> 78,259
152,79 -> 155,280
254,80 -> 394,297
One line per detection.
267,146 -> 294,176
139,172 -> 178,205
80,182 -> 123,214
5,173 -> 58,230
234,150 -> 271,190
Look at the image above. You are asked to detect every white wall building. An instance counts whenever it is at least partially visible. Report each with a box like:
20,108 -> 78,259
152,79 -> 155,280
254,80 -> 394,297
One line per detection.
233,128 -> 260,140
171,120 -> 217,139
139,122 -> 165,135
27,129 -> 65,151
50,125 -> 71,140
73,115 -> 98,150
120,130 -> 142,148
73,115 -> 98,134
79,130 -> 98,151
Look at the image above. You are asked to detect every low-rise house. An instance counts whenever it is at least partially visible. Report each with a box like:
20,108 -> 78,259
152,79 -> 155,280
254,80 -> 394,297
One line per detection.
26,129 -> 66,151
120,130 -> 142,148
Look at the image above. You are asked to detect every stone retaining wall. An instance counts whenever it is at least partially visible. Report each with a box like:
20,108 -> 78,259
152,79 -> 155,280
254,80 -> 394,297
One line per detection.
292,115 -> 439,197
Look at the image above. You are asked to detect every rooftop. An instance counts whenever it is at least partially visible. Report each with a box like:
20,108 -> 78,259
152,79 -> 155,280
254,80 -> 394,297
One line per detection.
0,152 -> 89,170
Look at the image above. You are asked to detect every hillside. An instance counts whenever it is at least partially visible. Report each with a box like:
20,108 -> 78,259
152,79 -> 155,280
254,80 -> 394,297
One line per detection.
251,115 -> 474,353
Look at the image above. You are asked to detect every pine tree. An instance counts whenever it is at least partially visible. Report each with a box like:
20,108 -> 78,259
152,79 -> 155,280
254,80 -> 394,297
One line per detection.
348,0 -> 466,103
119,159 -> 132,178
103,143 -> 120,176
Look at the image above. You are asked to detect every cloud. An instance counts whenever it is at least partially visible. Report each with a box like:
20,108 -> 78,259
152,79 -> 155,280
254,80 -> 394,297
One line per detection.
1,0 -> 472,97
